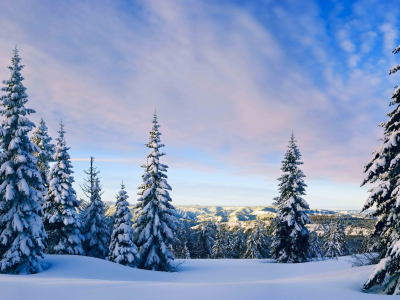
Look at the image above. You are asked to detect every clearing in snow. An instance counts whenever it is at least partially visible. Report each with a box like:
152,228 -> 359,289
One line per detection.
0,255 -> 384,300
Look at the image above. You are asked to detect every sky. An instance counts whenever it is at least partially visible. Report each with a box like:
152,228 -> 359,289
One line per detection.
0,0 -> 397,209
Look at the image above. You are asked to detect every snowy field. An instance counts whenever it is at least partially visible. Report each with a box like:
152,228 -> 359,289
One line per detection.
0,255 -> 383,300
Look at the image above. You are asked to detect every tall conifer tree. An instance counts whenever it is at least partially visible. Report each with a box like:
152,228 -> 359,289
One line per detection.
44,122 -> 84,255
0,48 -> 46,274
271,133 -> 311,263
361,45 -> 400,294
132,113 -> 178,271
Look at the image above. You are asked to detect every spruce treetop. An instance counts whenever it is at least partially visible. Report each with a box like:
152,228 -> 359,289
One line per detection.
1,47 -> 35,116
31,118 -> 54,150
276,133 -> 307,204
46,121 -> 77,208
0,47 -> 40,160
81,157 -> 100,200
51,121 -> 74,181
30,117 -> 55,175
274,133 -> 309,219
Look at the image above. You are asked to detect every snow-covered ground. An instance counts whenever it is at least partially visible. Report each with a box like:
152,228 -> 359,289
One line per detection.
1,255 -> 381,300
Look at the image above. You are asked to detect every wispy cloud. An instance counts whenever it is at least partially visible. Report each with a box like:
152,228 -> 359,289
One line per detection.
71,158 -> 141,163
0,0 -> 398,207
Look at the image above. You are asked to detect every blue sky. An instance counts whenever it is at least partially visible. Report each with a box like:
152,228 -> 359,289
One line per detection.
0,0 -> 397,209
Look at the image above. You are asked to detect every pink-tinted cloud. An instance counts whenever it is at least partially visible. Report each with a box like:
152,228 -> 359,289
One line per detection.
0,0 -> 397,207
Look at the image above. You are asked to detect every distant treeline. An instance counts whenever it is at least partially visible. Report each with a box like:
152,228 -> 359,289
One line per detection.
309,215 -> 375,230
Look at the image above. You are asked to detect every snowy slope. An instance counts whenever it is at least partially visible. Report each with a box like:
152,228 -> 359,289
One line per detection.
0,255 -> 381,300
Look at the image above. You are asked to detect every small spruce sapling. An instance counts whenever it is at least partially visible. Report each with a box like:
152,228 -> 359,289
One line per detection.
108,183 -> 139,267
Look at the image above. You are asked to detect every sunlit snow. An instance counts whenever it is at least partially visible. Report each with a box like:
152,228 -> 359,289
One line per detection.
0,255 -> 383,300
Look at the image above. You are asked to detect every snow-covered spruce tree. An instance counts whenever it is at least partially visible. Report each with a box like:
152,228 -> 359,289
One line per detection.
0,47 -> 47,274
232,223 -> 247,258
194,221 -> 215,259
132,113 -> 178,271
309,231 -> 324,260
222,225 -> 234,258
270,133 -> 311,263
254,221 -> 270,258
360,46 -> 400,294
185,225 -> 196,258
337,217 -> 349,255
243,229 -> 261,259
81,177 -> 110,259
108,183 -> 139,267
212,225 -> 227,259
44,122 -> 84,255
323,218 -> 348,259
173,223 -> 191,259
30,118 -> 55,191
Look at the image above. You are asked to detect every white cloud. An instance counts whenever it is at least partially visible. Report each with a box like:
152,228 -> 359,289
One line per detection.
380,23 -> 398,51
340,40 -> 356,52
0,0 -> 395,207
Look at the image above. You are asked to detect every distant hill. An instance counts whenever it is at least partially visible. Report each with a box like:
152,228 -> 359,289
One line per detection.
106,203 -> 368,224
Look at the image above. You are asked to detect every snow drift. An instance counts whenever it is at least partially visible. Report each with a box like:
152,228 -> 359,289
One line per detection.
0,255 -> 383,300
